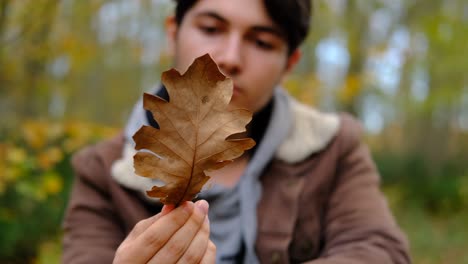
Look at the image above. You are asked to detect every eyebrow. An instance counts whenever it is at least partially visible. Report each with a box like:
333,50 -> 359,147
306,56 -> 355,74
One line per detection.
193,11 -> 285,39
251,25 -> 285,39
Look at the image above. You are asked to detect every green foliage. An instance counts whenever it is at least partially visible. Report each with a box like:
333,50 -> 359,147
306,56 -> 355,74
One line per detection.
375,152 -> 468,214
0,120 -> 117,263
385,195 -> 468,264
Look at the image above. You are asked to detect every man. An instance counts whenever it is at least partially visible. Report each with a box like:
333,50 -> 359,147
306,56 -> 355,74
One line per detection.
63,0 -> 411,263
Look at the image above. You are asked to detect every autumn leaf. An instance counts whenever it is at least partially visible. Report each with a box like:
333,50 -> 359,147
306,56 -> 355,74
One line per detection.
133,54 -> 256,205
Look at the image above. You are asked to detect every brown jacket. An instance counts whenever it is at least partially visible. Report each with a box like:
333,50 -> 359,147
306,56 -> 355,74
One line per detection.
62,109 -> 410,263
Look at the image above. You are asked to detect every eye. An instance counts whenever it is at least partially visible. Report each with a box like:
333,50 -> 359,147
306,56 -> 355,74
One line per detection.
199,25 -> 221,35
254,39 -> 274,50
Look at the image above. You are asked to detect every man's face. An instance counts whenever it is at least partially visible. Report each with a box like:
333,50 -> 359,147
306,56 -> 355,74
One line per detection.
166,0 -> 300,113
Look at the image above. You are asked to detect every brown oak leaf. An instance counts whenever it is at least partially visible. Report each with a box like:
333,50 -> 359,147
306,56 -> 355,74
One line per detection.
133,54 -> 256,205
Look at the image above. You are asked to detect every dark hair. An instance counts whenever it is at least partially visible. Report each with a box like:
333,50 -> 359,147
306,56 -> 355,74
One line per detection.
173,0 -> 312,55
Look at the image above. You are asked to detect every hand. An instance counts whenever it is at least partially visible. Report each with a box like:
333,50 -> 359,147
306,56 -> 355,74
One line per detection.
113,200 -> 216,264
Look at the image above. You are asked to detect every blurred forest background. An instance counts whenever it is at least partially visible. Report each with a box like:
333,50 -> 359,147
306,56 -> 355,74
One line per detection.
1,0 -> 467,263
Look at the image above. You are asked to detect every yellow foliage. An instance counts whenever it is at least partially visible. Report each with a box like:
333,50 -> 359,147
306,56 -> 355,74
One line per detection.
4,167 -> 22,182
0,143 -> 6,193
37,147 -> 64,170
338,75 -> 362,104
2,119 -> 118,197
42,172 -> 63,195
7,147 -> 27,164
0,143 -> 6,168
284,74 -> 320,106
63,121 -> 96,152
59,34 -> 97,72
22,121 -> 49,150
21,120 -> 65,150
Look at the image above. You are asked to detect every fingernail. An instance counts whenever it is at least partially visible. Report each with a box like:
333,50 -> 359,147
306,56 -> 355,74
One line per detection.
195,200 -> 209,214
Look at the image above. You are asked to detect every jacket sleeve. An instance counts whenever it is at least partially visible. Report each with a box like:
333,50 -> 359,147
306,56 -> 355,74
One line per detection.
309,115 -> 411,264
62,146 -> 125,264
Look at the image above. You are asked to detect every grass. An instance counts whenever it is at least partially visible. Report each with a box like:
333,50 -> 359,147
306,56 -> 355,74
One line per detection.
398,209 -> 468,263
384,187 -> 468,264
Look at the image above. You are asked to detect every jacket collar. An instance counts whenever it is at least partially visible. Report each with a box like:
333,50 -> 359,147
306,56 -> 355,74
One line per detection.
275,99 -> 340,163
111,94 -> 340,192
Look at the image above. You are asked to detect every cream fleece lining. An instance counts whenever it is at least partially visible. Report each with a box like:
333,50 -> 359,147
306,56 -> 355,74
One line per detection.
275,99 -> 340,163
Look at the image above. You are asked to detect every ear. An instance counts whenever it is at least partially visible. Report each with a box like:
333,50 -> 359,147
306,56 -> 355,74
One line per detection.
285,48 -> 301,73
280,49 -> 301,83
165,16 -> 178,56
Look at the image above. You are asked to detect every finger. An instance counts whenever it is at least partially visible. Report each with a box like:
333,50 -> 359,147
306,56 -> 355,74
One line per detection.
127,204 -> 176,240
127,202 -> 195,263
161,204 -> 176,215
176,212 -> 210,264
148,200 -> 208,264
126,213 -> 160,241
199,241 -> 216,264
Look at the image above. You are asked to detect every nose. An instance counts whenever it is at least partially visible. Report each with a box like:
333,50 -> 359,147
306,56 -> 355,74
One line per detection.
214,34 -> 243,76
